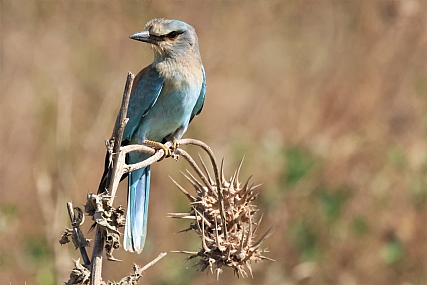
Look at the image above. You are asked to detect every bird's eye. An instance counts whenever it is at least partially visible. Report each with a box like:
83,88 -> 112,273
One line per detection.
167,31 -> 178,39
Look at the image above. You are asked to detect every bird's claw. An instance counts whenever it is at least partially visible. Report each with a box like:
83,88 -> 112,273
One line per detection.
172,140 -> 180,151
170,140 -> 180,160
143,140 -> 172,161
143,140 -> 181,161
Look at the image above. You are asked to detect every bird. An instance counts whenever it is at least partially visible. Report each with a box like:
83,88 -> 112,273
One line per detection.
98,19 -> 206,253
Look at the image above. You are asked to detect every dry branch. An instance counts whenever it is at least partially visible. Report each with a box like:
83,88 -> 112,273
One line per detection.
90,72 -> 134,285
61,72 -> 169,285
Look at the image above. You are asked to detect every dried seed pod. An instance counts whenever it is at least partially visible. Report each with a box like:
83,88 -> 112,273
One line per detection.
84,192 -> 126,261
170,152 -> 273,278
65,259 -> 91,285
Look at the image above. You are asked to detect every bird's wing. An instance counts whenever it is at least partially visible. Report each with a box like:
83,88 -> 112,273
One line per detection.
123,65 -> 164,141
190,65 -> 206,123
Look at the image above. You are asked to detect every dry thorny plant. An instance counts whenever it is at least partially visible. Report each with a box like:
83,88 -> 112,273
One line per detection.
169,140 -> 274,278
59,73 -> 273,285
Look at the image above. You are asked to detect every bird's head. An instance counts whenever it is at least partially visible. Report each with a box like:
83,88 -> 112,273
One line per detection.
130,19 -> 200,60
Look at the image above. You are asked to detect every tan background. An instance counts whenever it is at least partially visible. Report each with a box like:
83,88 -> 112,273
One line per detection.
2,1 -> 427,284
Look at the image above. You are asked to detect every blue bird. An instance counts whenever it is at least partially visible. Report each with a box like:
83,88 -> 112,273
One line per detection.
99,19 -> 206,253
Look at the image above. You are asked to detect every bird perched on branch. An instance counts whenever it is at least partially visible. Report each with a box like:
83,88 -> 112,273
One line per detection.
99,19 -> 206,253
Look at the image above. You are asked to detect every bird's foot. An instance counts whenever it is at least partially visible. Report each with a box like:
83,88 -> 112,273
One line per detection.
172,140 -> 180,151
143,140 -> 172,161
170,140 -> 180,161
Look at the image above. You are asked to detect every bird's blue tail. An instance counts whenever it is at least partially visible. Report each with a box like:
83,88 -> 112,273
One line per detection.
124,152 -> 150,253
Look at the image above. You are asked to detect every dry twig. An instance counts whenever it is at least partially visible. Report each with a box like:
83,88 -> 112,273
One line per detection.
61,72 -> 169,285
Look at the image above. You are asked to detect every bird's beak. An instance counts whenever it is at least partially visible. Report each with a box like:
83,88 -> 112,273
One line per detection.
129,31 -> 158,44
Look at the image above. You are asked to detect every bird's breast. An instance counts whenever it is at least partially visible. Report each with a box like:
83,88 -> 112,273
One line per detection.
137,67 -> 203,142
160,72 -> 201,113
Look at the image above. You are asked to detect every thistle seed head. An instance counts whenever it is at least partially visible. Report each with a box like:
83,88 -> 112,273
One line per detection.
170,154 -> 273,278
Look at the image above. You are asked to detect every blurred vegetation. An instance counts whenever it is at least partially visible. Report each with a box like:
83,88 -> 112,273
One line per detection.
2,1 -> 427,285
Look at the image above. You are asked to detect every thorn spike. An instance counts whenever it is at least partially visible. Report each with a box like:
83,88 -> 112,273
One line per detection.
253,214 -> 264,235
242,175 -> 253,192
169,176 -> 196,202
181,171 -> 203,194
186,169 -> 209,195
234,156 -> 245,189
243,214 -> 252,248
198,153 -> 214,185
220,158 -> 226,184
238,224 -> 245,251
251,225 -> 275,250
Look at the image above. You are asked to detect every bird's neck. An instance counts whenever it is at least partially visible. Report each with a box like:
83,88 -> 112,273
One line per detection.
154,54 -> 201,79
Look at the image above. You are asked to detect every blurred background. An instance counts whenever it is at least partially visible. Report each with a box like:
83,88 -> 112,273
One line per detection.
2,1 -> 427,285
